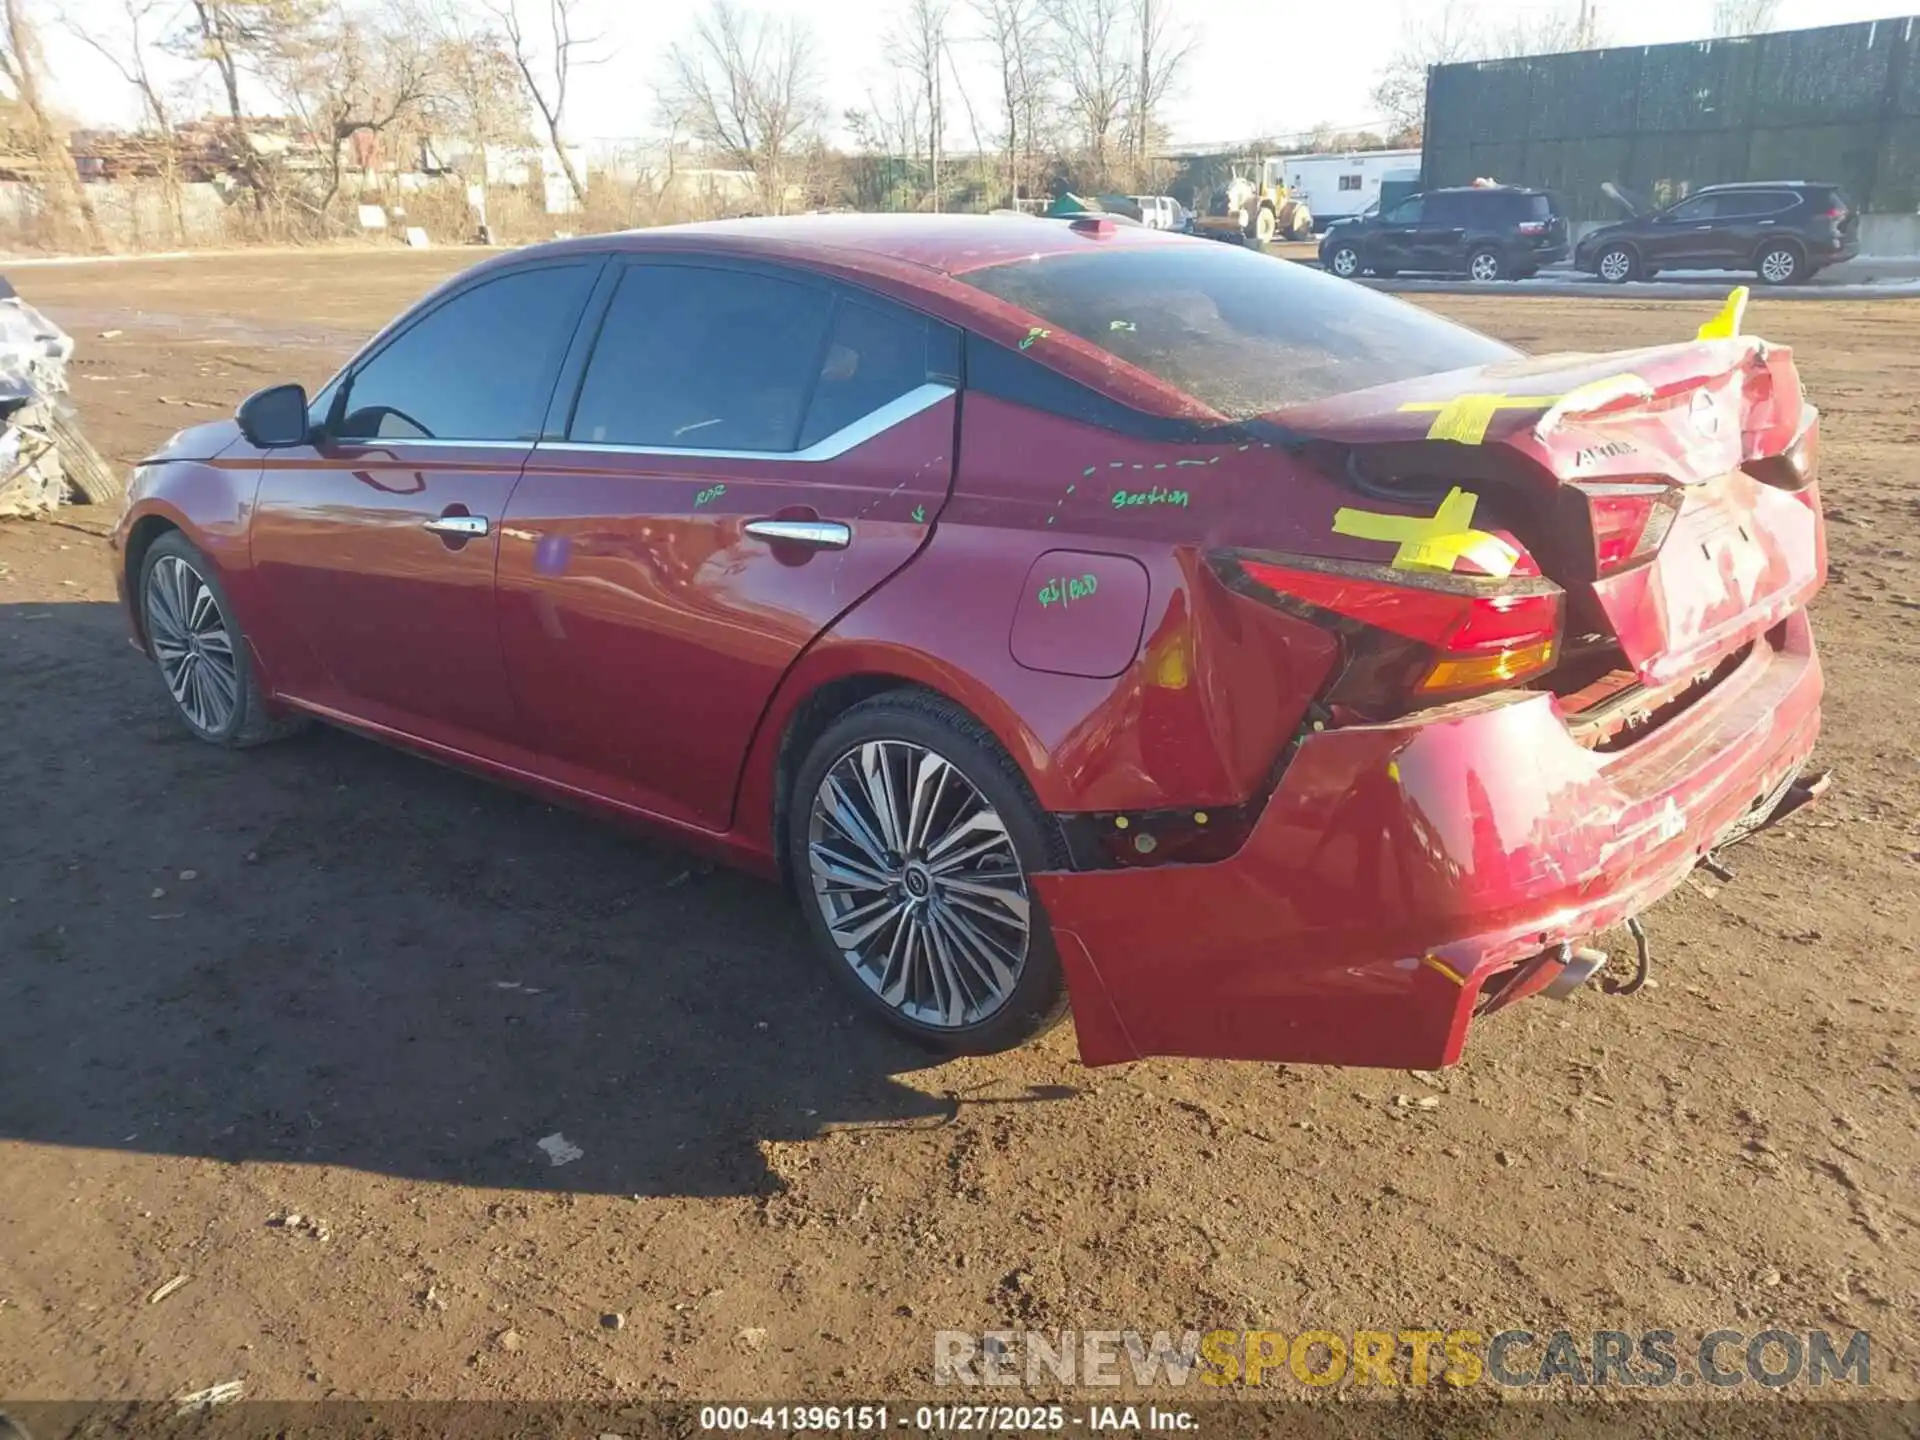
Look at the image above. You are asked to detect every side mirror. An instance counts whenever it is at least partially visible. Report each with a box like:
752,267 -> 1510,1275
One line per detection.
236,383 -> 311,448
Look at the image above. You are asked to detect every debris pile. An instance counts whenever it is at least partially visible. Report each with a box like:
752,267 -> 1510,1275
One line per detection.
0,277 -> 121,518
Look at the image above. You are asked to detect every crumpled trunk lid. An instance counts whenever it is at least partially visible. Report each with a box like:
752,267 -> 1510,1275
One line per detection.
1266,336 -> 1826,688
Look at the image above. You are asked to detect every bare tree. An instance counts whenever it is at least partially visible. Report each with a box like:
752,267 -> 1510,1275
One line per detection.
1128,0 -> 1191,168
268,2 -> 435,216
1,0 -> 102,247
887,0 -> 950,210
1370,0 -> 1474,146
1494,0 -> 1604,56
970,0 -> 1045,206
60,0 -> 186,240
169,1 -> 322,211
666,0 -> 824,215
491,0 -> 595,207
426,2 -> 531,231
1711,0 -> 1781,36
1045,0 -> 1131,184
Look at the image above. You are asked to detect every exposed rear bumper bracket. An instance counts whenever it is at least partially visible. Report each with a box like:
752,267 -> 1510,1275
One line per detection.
1697,766 -> 1833,880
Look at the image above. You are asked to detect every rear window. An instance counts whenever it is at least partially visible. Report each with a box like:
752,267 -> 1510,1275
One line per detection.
1526,192 -> 1554,218
959,242 -> 1518,417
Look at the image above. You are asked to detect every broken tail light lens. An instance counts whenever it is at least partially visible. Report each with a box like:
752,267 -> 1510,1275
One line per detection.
1576,482 -> 1684,576
1216,554 -> 1564,718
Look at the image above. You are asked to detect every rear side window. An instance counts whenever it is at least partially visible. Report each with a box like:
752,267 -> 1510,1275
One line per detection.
1525,192 -> 1554,219
569,265 -> 832,451
797,299 -> 940,448
960,242 -> 1518,418
334,264 -> 596,442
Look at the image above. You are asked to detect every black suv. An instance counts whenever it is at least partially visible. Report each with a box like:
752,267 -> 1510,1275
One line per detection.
1318,186 -> 1569,282
1575,182 -> 1860,286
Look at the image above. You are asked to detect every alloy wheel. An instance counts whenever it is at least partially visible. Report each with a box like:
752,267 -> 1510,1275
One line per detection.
806,740 -> 1031,1029
1470,251 -> 1502,281
1330,247 -> 1359,277
146,554 -> 239,735
1760,248 -> 1797,284
1599,249 -> 1632,282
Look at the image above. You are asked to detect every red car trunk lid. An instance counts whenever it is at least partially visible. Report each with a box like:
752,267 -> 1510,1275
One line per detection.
1271,337 -> 1826,688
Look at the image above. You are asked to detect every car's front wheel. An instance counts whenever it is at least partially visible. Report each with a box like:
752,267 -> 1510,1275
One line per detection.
139,531 -> 305,748
788,692 -> 1069,1054
1596,243 -> 1638,284
1326,243 -> 1362,278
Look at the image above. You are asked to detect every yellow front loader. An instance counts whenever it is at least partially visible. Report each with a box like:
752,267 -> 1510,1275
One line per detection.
1192,158 -> 1313,250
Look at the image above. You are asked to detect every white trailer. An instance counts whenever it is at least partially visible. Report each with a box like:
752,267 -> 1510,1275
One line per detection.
1275,149 -> 1422,231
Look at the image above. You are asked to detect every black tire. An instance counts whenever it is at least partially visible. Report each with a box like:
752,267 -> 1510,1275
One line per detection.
1326,242 -> 1363,279
139,530 -> 307,748
786,689 -> 1069,1055
49,399 -> 122,503
1467,246 -> 1506,282
1595,242 -> 1639,284
1756,241 -> 1806,286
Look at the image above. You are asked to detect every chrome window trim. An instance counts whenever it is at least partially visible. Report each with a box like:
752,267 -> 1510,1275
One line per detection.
324,436 -> 536,450
549,381 -> 955,463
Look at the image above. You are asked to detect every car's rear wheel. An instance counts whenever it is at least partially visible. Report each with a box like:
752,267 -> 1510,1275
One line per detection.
139,531 -> 305,748
788,692 -> 1068,1054
1468,247 -> 1506,282
1596,243 -> 1638,284
1327,243 -> 1362,278
1757,242 -> 1806,286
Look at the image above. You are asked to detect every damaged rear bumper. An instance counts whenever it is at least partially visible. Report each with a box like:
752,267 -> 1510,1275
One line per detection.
1034,611 -> 1824,1070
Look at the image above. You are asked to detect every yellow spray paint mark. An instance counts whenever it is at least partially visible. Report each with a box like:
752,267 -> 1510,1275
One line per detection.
1696,285 -> 1750,340
1332,485 -> 1521,578
1420,954 -> 1467,987
1398,393 -> 1559,445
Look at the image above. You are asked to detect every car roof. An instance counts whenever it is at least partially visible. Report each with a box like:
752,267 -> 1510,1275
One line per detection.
499,212 -> 1186,280
1696,180 -> 1836,192
1427,185 -> 1549,195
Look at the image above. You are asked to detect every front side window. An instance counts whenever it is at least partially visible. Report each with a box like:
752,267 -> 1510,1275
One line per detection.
334,264 -> 596,442
960,241 -> 1518,418
1667,194 -> 1723,223
1383,197 -> 1424,224
568,265 -> 833,452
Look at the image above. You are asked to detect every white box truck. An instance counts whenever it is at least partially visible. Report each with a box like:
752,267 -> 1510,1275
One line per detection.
1278,150 -> 1422,232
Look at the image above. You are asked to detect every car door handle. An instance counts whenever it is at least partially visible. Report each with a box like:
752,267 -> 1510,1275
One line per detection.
744,518 -> 851,551
423,514 -> 489,537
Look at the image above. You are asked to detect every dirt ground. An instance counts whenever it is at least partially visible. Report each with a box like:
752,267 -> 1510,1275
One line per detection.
1,250 -> 1916,1408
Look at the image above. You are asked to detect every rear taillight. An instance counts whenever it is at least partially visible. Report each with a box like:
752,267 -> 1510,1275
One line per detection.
1822,205 -> 1847,221
1218,554 -> 1564,717
1517,219 -> 1549,236
1573,482 -> 1683,577
1743,411 -> 1820,493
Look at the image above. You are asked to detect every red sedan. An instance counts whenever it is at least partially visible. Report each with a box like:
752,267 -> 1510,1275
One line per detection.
112,215 -> 1828,1069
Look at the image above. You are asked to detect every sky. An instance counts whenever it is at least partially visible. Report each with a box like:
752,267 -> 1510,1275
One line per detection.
39,0 -> 1913,150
